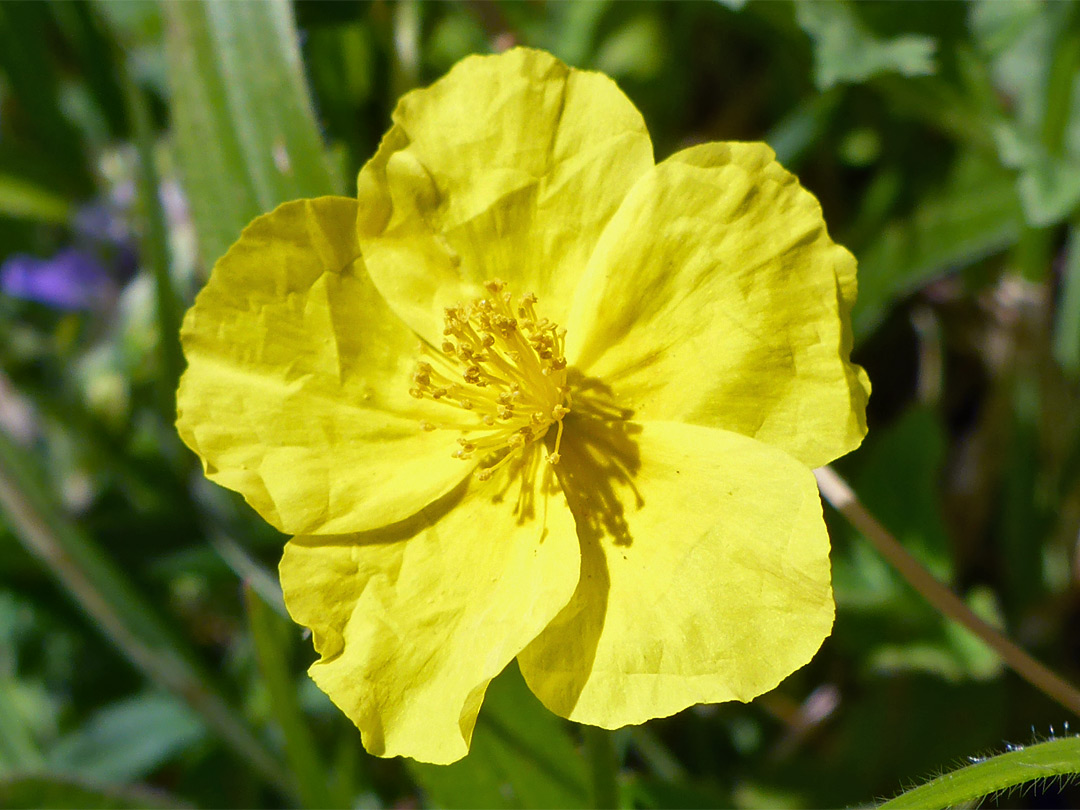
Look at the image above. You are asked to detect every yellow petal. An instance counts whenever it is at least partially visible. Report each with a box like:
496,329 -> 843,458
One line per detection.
280,451 -> 580,764
177,197 -> 471,535
517,419 -> 833,727
565,142 -> 870,469
354,47 -> 654,344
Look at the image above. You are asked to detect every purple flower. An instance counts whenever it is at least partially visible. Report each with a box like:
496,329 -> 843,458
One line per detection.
1,249 -> 115,311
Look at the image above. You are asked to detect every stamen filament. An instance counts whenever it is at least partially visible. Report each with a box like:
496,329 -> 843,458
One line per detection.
410,282 -> 571,477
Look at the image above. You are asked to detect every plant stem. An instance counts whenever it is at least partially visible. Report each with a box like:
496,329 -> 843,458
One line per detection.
814,465 -> 1080,716
581,725 -> 620,810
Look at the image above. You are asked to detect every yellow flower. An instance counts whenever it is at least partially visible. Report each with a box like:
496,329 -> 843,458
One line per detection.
176,47 -> 869,764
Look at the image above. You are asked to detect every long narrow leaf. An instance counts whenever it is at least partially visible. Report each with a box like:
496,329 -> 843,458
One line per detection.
0,428 -> 290,796
244,587 -> 337,810
163,0 -> 341,266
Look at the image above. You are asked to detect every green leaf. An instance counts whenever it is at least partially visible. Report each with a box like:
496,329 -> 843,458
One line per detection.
245,587 -> 337,810
46,693 -> 204,783
593,14 -> 665,81
795,0 -> 936,90
115,34 -> 185,420
0,174 -> 72,224
968,0 -> 1043,59
764,91 -> 841,169
854,152 -> 1024,340
1053,226 -> 1080,375
410,663 -> 589,809
163,0 -> 341,267
0,428 -> 290,795
880,735 -> 1080,809
0,677 -> 45,772
994,121 -> 1080,227
0,3 -> 94,195
834,406 -> 1004,682
0,774 -> 190,810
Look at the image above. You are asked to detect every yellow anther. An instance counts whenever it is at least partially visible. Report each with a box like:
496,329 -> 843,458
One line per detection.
411,284 -> 572,478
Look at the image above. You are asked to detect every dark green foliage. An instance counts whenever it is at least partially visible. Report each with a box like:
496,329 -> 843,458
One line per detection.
1,0 -> 1080,807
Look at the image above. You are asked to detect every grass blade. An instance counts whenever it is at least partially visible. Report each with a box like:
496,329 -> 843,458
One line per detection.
0,428 -> 291,796
163,0 -> 341,266
244,587 -> 337,809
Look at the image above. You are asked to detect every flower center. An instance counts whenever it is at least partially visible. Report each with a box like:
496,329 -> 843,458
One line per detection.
409,280 -> 572,481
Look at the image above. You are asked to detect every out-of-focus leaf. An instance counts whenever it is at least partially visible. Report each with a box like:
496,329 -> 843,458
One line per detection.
0,175 -> 72,224
50,1 -> 129,141
795,0 -> 936,90
163,0 -> 340,267
764,91 -> 841,169
0,429 -> 289,794
410,664 -> 589,809
0,4 -> 93,194
972,0 -> 1053,135
996,374 -> 1050,614
968,0 -> 1043,58
46,692 -> 204,783
855,153 -> 1024,340
0,677 -> 45,772
0,774 -> 190,810
868,586 -> 1005,682
245,587 -> 337,810
594,14 -> 665,81
534,1 -> 610,68
628,774 -> 731,809
994,122 -> 1080,228
834,406 -> 1004,682
836,406 -> 953,595
1053,226 -> 1080,375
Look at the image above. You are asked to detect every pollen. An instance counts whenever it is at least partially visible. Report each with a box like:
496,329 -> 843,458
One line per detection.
410,280 -> 571,479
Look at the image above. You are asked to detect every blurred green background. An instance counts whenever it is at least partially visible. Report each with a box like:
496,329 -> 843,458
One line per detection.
2,1 -> 1080,807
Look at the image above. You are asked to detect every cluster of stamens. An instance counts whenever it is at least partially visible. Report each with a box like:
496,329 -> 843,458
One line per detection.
409,280 -> 571,481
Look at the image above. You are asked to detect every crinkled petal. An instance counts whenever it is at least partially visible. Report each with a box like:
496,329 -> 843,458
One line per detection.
280,451 -> 580,764
517,419 -> 833,727
354,47 -> 654,344
564,142 -> 869,469
177,197 -> 471,535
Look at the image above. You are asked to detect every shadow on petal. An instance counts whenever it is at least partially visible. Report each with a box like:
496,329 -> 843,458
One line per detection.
554,371 -> 643,549
518,371 -> 644,714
